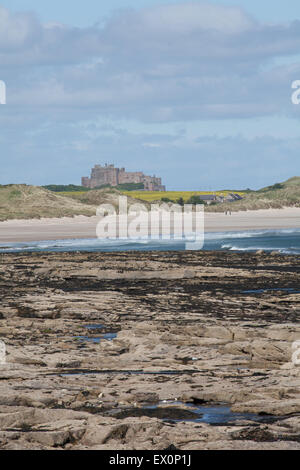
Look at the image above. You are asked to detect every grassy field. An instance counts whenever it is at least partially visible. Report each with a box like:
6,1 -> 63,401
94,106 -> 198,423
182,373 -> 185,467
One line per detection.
57,189 -> 245,204
121,190 -> 245,202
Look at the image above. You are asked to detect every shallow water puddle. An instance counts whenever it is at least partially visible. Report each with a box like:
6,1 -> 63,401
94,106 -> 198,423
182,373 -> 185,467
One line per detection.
176,403 -> 268,425
74,324 -> 118,343
113,402 -> 275,425
241,287 -> 300,294
75,333 -> 117,344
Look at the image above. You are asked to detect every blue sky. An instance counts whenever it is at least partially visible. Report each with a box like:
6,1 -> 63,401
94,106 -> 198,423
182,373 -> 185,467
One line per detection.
0,0 -> 300,190
3,0 -> 300,26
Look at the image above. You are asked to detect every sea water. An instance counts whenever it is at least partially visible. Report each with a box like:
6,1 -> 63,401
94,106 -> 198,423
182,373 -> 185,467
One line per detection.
1,228 -> 300,254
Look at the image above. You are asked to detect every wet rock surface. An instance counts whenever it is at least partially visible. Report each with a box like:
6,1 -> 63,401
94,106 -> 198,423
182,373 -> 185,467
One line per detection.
0,250 -> 299,450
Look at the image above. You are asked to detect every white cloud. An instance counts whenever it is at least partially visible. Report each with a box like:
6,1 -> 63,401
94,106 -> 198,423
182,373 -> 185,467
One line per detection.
142,142 -> 162,148
0,6 -> 41,50
128,3 -> 256,35
1,2 -> 300,122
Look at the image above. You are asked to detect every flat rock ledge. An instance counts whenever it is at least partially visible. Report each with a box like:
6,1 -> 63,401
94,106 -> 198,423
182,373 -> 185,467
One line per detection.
0,250 -> 299,450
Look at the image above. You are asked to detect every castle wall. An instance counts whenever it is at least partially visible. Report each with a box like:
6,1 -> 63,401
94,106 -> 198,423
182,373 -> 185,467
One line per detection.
82,164 -> 165,191
118,171 -> 144,184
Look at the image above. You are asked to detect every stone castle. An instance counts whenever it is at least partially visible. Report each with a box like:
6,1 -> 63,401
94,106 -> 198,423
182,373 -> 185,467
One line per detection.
82,164 -> 166,191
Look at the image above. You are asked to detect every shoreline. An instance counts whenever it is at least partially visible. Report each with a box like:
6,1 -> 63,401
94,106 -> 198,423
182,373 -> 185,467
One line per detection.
1,207 -> 300,243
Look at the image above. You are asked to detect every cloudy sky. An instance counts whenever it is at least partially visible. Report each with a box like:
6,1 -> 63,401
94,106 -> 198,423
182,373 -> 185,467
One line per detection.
0,0 -> 300,190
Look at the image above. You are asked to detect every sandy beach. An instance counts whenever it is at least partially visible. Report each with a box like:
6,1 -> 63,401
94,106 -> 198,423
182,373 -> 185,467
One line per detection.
0,207 -> 300,243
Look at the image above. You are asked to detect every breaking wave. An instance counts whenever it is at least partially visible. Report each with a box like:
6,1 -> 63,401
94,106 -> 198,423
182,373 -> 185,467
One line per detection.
1,228 -> 300,254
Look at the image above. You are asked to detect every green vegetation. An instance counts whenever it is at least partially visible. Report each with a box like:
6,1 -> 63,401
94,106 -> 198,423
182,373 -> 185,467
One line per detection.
43,184 -> 90,192
137,194 -> 209,206
0,185 -> 147,221
186,195 -> 206,205
161,197 -> 174,203
0,184 -> 96,221
122,190 -> 245,202
207,176 -> 300,212
258,183 -> 284,192
94,184 -> 111,190
8,189 -> 22,199
116,182 -> 145,191
44,182 -> 145,192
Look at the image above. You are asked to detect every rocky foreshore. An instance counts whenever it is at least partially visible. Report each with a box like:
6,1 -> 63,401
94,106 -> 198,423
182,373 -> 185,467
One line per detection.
0,250 -> 299,450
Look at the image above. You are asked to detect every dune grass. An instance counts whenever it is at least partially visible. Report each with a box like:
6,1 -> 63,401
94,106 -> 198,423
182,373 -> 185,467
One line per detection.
207,177 -> 300,212
0,185 -> 97,221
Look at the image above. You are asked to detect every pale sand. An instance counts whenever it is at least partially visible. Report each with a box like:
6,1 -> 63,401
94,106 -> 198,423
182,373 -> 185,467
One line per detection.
1,208 -> 300,243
